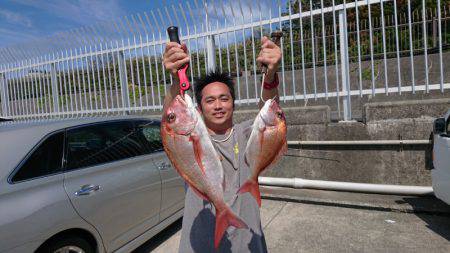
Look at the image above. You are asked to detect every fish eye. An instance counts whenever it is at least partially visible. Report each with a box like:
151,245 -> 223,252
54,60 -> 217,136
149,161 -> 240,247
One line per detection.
276,111 -> 283,119
167,113 -> 176,123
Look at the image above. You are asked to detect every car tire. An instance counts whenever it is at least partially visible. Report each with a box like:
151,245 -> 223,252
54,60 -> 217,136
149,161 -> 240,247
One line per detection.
39,236 -> 94,253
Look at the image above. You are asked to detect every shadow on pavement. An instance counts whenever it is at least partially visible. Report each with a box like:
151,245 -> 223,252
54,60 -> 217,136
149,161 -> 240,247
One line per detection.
401,196 -> 450,241
132,218 -> 183,253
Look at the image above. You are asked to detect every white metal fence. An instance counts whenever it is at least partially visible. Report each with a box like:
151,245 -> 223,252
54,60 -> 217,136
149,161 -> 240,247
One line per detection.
0,0 -> 449,121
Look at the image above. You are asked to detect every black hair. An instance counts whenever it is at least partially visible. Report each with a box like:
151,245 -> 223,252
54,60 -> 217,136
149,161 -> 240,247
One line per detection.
193,70 -> 235,107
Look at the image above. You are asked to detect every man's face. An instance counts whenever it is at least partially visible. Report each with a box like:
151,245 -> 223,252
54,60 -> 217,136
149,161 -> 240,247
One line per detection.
199,82 -> 234,132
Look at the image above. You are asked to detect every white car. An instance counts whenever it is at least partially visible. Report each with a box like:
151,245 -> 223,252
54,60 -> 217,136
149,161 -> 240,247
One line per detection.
432,111 -> 450,204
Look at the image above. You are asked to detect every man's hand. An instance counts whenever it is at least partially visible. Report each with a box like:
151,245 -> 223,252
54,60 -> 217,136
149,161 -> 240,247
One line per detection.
163,42 -> 190,81
256,36 -> 282,83
162,42 -> 190,111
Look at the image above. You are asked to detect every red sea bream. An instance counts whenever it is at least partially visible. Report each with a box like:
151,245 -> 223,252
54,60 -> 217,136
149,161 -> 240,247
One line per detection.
161,94 -> 247,248
238,98 -> 287,206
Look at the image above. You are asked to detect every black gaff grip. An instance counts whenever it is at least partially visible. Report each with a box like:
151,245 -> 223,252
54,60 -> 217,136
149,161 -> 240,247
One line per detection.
167,26 -> 190,97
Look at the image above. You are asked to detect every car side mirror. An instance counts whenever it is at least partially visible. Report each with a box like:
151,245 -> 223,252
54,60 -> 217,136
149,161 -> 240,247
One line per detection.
434,117 -> 446,134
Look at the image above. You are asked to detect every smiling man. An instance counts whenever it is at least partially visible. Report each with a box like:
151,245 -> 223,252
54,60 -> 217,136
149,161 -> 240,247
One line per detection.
163,36 -> 281,253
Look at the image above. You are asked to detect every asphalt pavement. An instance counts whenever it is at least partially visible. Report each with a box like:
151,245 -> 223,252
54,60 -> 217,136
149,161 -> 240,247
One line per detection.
133,187 -> 450,253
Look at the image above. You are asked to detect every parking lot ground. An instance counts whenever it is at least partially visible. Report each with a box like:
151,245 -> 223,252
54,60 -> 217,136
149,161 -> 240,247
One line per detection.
134,187 -> 450,253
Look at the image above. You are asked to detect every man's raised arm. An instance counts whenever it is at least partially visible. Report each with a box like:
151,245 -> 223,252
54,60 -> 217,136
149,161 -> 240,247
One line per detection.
257,36 -> 282,109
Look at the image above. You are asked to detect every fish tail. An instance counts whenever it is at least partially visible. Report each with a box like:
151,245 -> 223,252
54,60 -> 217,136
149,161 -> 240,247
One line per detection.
237,179 -> 261,207
214,207 -> 248,248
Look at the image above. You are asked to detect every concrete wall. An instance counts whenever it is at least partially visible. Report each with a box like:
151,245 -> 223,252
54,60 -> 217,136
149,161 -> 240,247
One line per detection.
232,98 -> 450,186
147,98 -> 449,186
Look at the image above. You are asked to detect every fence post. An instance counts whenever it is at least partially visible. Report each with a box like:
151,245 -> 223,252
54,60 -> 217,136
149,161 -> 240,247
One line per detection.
0,73 -> 9,117
118,51 -> 130,114
50,63 -> 59,113
339,10 -> 352,121
204,0 -> 216,73
206,35 -> 216,72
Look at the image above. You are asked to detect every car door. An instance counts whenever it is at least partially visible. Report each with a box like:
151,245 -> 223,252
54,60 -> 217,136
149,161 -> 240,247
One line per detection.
63,120 -> 162,252
0,131 -> 69,253
136,120 -> 185,221
432,111 -> 450,204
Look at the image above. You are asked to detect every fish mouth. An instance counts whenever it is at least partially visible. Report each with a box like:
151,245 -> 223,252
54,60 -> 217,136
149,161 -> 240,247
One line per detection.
176,95 -> 188,105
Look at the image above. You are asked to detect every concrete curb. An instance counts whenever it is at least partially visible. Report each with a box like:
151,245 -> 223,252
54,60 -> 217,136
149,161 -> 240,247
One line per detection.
260,186 -> 450,216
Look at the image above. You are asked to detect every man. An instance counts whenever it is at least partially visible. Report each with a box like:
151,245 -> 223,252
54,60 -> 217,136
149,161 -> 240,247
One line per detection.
163,36 -> 282,252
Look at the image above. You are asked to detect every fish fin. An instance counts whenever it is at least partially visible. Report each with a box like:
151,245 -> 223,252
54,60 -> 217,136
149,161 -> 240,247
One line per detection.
214,207 -> 248,248
265,138 -> 288,171
189,134 -> 206,175
259,128 -> 265,155
237,179 -> 261,207
255,129 -> 288,174
190,185 -> 209,201
282,139 -> 288,154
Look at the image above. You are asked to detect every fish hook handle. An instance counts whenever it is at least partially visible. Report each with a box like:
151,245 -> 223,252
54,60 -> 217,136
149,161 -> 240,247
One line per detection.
167,26 -> 190,97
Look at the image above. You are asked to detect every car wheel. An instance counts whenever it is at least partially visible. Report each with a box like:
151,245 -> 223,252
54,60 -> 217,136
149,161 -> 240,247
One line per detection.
40,236 -> 94,253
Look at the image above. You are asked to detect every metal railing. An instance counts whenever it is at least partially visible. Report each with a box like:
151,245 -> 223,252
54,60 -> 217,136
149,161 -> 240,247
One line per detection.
0,0 -> 449,121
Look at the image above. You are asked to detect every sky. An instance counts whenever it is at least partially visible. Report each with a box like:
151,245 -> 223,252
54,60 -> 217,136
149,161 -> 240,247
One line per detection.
0,0 -> 282,49
0,0 -> 172,47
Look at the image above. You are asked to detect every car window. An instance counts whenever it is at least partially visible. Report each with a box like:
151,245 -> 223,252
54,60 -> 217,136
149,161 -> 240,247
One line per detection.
135,120 -> 164,153
11,131 -> 64,182
66,121 -> 146,170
